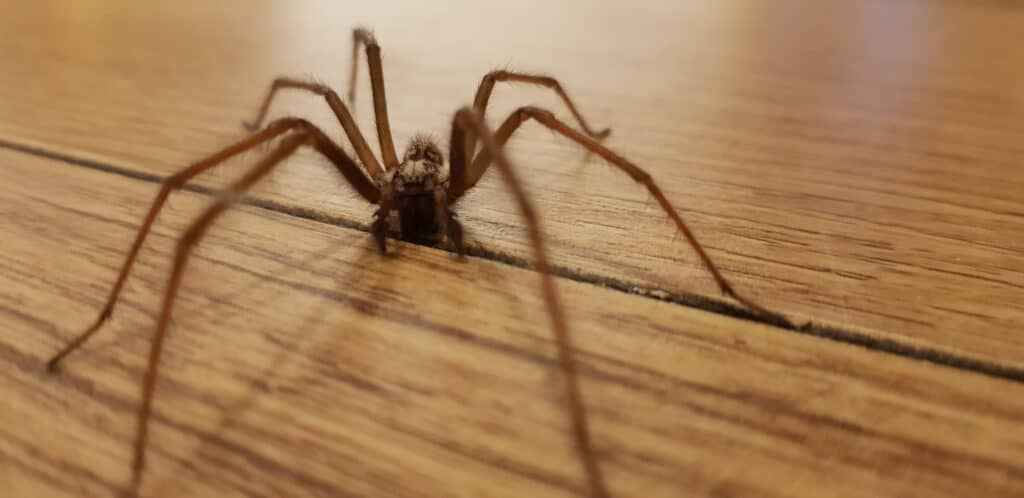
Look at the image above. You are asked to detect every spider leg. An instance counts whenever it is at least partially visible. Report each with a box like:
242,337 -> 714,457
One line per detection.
47,121 -> 379,371
432,186 -> 464,255
464,106 -> 793,327
474,70 -> 611,139
126,126 -> 380,491
346,28 -> 400,168
452,108 -> 610,498
127,132 -> 312,491
243,78 -> 386,179
451,71 -> 610,197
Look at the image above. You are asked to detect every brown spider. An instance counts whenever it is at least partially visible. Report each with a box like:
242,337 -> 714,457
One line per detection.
47,27 -> 790,498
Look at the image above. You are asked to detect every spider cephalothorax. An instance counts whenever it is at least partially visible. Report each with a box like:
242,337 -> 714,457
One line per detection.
372,136 -> 457,248
49,26 -> 792,498
390,136 -> 449,191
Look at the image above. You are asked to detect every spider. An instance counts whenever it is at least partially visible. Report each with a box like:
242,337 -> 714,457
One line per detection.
47,27 -> 790,498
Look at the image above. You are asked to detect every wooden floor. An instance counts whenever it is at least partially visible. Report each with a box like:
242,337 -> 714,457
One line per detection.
2,1 -> 1023,497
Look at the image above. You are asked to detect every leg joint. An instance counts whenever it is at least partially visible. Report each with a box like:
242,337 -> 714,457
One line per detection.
272,78 -> 331,96
354,27 -> 378,46
267,116 -> 313,131
515,105 -> 553,121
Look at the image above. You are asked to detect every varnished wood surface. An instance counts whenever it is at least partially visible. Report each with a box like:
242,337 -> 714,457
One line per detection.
1,0 -> 1022,367
2,1 -> 1024,497
4,150 -> 1024,498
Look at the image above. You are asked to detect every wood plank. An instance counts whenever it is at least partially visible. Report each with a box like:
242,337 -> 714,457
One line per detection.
3,145 -> 1024,497
0,2 -> 1022,366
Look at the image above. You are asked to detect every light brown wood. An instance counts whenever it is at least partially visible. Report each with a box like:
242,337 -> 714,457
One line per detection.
0,0 -> 1021,367
4,149 -> 1024,498
3,2 -> 1024,497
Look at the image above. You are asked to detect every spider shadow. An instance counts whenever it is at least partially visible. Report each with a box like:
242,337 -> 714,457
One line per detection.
145,228 -> 385,496
147,218 -> 536,497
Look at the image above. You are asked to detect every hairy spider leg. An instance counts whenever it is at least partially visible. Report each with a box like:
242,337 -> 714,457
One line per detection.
47,118 -> 377,370
348,27 -> 400,168
451,107 -> 611,498
246,28 -> 399,174
244,78 -> 386,179
468,105 -> 793,328
450,70 -> 611,198
47,122 -> 378,493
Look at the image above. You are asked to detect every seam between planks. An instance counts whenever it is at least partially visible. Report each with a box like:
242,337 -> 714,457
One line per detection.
3,136 -> 1023,384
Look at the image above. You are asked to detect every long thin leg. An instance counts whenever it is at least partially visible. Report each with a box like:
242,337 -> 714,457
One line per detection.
452,108 -> 610,498
447,110 -> 470,203
47,121 -> 379,371
242,78 -> 385,179
129,132 -> 314,491
245,29 -> 398,169
474,70 -> 610,139
47,118 -> 303,370
452,71 -> 610,197
344,27 -> 399,168
464,106 -> 792,327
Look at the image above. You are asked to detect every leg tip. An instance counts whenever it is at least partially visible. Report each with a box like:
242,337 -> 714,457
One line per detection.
370,216 -> 389,255
721,285 -> 795,328
372,229 -> 388,255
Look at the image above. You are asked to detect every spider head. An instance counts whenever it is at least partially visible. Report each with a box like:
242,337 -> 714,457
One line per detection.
390,136 -> 448,192
373,135 -> 456,249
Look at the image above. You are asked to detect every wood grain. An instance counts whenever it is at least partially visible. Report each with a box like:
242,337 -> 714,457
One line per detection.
3,2 -> 1024,498
0,0 -> 1022,368
4,148 -> 1024,498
